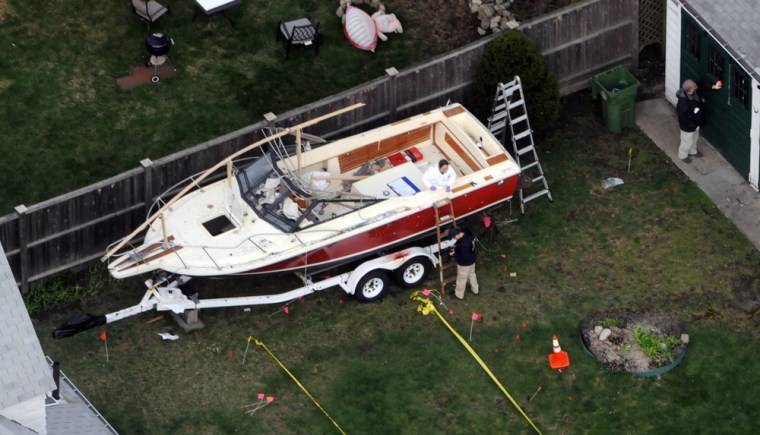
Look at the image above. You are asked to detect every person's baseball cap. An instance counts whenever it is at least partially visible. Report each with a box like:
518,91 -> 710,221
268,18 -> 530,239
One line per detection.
448,228 -> 460,239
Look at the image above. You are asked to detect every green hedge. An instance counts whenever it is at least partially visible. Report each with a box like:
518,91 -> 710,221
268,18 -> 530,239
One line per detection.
468,31 -> 560,136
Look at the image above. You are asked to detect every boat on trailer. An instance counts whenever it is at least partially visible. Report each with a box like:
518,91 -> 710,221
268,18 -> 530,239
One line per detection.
103,103 -> 521,279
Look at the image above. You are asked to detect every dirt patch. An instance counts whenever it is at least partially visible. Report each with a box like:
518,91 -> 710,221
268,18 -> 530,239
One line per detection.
732,273 -> 760,314
508,0 -> 575,21
383,0 -> 575,54
0,0 -> 14,23
637,42 -> 666,99
383,0 -> 480,53
581,312 -> 688,374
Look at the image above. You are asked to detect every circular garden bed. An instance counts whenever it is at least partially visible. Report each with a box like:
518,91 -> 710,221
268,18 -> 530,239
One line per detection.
580,312 -> 688,376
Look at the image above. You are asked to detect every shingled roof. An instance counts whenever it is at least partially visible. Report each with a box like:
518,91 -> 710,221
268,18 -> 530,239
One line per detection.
682,0 -> 760,81
0,243 -> 56,411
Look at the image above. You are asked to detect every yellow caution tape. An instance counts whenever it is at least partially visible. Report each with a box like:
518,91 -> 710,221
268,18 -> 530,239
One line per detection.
255,339 -> 346,435
411,291 -> 543,435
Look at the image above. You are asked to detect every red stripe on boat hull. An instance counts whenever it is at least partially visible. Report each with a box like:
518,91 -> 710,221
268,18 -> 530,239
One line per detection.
244,175 -> 519,274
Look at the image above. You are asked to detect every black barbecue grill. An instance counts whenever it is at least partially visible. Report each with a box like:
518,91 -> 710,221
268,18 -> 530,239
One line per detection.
145,32 -> 172,83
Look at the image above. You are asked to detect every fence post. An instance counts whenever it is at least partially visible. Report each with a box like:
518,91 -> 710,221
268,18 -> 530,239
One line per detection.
14,204 -> 29,294
386,67 -> 399,120
141,158 -> 154,218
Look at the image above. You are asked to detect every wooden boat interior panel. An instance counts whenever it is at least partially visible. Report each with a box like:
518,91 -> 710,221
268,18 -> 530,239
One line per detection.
442,132 -> 479,174
486,153 -> 508,165
443,106 -> 466,117
337,125 -> 431,173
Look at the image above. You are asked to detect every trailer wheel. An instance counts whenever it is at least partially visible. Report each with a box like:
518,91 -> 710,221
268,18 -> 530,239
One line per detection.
354,270 -> 390,302
393,256 -> 432,289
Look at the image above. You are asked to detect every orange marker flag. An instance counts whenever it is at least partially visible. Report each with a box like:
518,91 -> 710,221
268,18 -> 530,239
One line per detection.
100,331 -> 109,362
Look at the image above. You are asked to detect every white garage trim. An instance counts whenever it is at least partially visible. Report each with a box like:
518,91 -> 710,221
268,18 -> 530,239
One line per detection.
664,0 -> 682,106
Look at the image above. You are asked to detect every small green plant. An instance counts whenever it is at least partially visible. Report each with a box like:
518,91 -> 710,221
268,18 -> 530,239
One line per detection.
633,325 -> 680,364
601,317 -> 623,328
621,342 -> 632,353
84,263 -> 117,297
24,272 -> 82,315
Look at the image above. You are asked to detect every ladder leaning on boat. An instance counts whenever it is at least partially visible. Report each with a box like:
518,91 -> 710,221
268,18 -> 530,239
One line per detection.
53,239 -> 457,338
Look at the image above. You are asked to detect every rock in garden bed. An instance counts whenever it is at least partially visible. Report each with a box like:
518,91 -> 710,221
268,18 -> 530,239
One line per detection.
580,312 -> 688,375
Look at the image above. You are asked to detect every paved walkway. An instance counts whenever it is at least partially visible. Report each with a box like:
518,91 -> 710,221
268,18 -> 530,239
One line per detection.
636,98 -> 760,251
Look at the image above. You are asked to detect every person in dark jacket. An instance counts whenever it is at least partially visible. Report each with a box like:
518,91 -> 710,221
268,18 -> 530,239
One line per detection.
448,227 -> 479,300
676,79 -> 704,163
676,79 -> 721,163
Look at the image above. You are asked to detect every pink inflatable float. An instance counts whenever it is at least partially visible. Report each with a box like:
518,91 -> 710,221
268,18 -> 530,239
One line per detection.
343,5 -> 377,52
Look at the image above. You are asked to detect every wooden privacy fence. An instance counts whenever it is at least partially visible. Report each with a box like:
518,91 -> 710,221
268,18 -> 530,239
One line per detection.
0,0 -> 638,292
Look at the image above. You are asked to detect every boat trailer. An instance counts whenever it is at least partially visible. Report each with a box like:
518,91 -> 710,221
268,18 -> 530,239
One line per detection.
53,240 -> 455,338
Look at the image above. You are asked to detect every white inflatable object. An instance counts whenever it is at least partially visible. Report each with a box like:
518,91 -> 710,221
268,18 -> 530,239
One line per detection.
343,5 -> 377,52
372,11 -> 403,42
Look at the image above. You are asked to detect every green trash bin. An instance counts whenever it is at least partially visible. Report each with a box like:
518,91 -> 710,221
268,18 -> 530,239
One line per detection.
591,66 -> 641,133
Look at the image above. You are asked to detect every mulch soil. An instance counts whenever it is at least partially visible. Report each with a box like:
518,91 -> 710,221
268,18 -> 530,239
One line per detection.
116,61 -> 178,90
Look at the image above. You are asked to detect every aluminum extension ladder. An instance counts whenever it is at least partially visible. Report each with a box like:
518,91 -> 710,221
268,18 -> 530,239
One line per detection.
487,76 -> 553,214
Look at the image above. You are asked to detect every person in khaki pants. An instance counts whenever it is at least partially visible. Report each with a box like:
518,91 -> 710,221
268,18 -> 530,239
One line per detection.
448,227 -> 479,300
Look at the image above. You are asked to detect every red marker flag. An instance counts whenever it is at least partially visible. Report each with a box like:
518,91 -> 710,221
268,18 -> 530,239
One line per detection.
284,306 -> 289,314
469,313 -> 481,342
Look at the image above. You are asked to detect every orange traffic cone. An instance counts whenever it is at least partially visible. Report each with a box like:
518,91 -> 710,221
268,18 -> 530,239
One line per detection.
552,336 -> 562,352
548,335 -> 570,369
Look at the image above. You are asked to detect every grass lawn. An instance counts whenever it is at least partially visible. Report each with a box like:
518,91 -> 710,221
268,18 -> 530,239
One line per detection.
34,94 -> 760,434
0,0 -> 477,215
